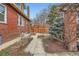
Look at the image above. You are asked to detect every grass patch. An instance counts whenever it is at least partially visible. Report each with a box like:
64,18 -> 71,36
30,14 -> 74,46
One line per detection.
0,47 -> 11,56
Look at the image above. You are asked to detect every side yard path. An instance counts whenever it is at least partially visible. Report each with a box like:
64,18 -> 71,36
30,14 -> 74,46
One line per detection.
24,33 -> 47,56
24,33 -> 79,56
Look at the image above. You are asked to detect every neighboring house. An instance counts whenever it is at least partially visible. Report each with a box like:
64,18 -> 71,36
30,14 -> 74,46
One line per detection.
0,3 -> 30,44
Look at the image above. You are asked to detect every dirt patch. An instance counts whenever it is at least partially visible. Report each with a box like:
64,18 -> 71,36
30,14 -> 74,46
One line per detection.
37,35 -> 45,39
42,36 -> 68,53
0,37 -> 33,56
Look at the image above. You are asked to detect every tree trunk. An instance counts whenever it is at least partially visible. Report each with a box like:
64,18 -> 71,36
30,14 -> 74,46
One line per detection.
64,10 -> 77,51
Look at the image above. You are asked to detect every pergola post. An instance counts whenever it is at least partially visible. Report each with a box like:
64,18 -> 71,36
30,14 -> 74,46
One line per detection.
64,10 -> 77,51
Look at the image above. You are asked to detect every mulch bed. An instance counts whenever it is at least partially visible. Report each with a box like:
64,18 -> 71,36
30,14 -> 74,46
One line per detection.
10,37 -> 33,56
42,36 -> 68,53
37,35 -> 45,39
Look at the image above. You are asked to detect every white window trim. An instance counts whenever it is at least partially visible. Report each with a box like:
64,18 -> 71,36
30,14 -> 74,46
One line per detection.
0,4 -> 7,24
17,14 -> 20,26
18,14 -> 25,26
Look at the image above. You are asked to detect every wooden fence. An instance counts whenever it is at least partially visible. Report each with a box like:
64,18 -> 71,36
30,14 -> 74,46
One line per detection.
30,24 -> 48,33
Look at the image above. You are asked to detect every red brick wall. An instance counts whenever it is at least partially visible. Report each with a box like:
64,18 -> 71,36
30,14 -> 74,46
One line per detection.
0,4 -> 29,43
25,20 -> 30,33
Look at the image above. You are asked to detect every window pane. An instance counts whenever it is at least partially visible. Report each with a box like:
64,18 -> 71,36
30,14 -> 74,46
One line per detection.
20,17 -> 24,26
0,14 -> 4,21
0,5 -> 5,14
21,17 -> 24,26
20,17 -> 22,25
0,4 -> 5,22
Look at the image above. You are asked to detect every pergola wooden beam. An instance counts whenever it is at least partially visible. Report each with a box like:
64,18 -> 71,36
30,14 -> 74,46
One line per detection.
57,3 -> 79,12
57,4 -> 79,51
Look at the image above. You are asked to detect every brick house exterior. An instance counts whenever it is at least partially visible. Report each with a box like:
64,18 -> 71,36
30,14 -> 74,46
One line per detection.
0,3 -> 30,44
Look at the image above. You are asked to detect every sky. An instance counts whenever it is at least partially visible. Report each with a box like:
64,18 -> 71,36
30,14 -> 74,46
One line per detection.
24,3 -> 51,20
24,3 -> 61,21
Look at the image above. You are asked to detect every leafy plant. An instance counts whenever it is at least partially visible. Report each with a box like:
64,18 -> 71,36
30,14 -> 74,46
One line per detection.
0,47 -> 11,56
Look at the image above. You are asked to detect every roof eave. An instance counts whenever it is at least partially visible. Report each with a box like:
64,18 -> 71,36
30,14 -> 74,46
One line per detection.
5,3 -> 30,21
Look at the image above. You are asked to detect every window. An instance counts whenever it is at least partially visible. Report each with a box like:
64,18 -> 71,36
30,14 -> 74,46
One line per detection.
76,12 -> 79,23
18,15 -> 25,26
0,4 -> 7,23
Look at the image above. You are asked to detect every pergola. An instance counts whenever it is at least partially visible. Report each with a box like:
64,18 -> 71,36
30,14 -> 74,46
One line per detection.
57,3 -> 79,51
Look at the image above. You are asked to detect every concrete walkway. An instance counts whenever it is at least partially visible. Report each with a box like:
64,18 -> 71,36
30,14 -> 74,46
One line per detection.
24,33 -> 60,56
24,33 -> 79,56
24,33 -> 47,56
